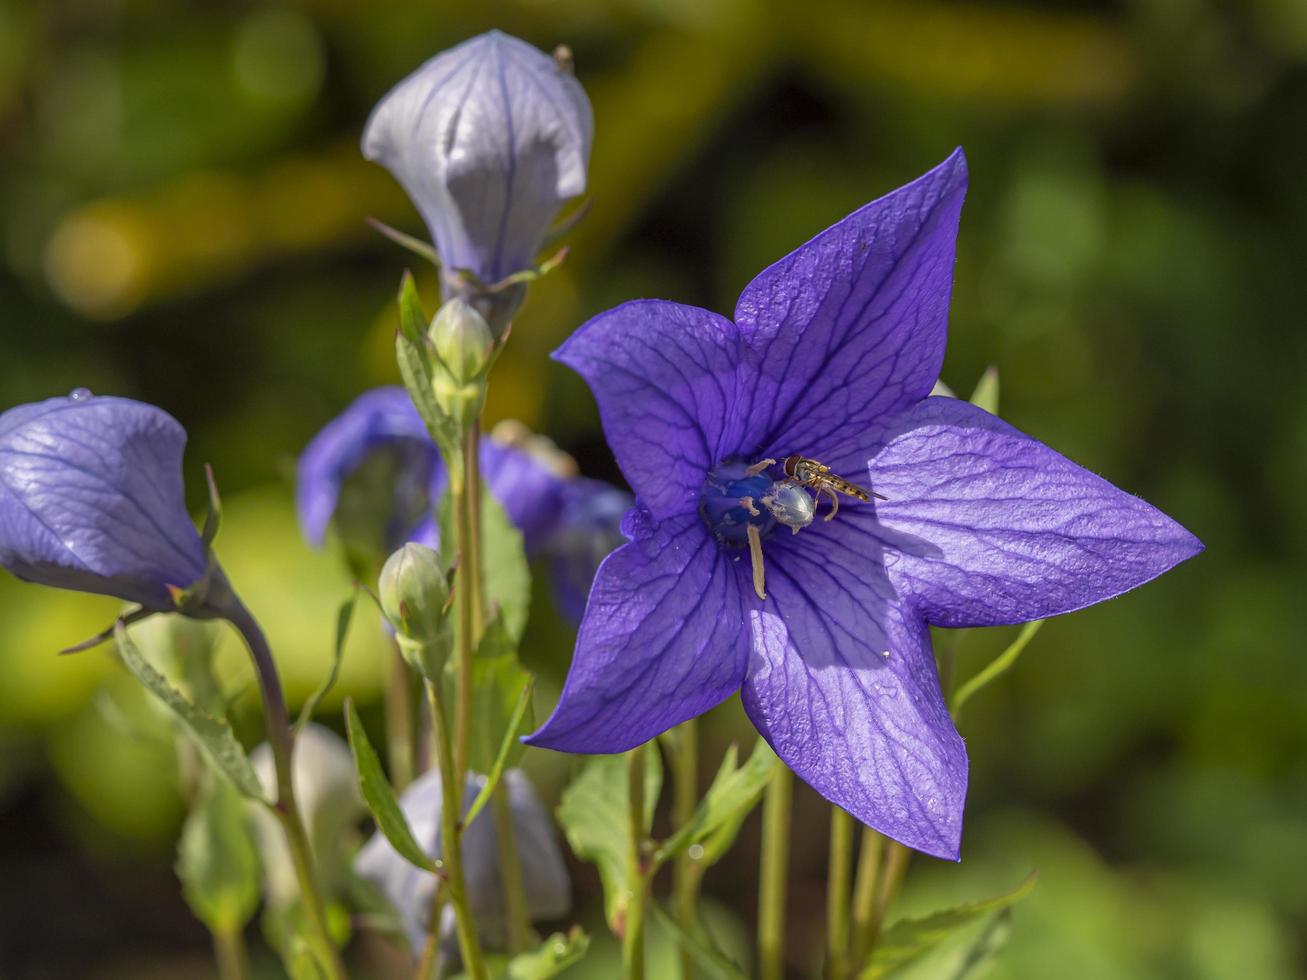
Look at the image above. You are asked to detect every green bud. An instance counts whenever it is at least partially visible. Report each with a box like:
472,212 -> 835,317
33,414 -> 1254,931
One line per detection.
379,543 -> 451,680
432,297 -> 494,383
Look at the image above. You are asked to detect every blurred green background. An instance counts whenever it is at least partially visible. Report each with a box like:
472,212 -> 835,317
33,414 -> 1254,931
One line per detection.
0,0 -> 1303,976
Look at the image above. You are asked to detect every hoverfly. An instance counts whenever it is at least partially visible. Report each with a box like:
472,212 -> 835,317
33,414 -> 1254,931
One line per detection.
782,454 -> 886,520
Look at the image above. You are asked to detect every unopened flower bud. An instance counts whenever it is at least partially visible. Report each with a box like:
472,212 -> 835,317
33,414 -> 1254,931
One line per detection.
432,298 -> 494,383
379,542 -> 451,679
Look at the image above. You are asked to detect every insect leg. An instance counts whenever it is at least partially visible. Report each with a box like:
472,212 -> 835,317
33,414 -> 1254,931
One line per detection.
822,487 -> 840,522
745,458 -> 777,477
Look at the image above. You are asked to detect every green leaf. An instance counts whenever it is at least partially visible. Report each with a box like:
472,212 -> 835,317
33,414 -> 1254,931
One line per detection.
653,737 -> 778,870
463,677 -> 535,831
295,592 -> 355,734
949,620 -> 1044,717
396,273 -> 462,470
951,907 -> 1016,980
479,490 -> 532,643
466,615 -> 534,776
651,903 -> 749,980
114,620 -> 265,801
968,366 -> 1000,415
176,770 -> 261,933
857,872 -> 1038,979
556,749 -> 663,927
343,699 -> 436,873
505,928 -> 591,979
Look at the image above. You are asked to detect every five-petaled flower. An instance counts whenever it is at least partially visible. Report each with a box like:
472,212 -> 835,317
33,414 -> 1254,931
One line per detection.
524,150 -> 1203,859
362,30 -> 592,290
0,392 -> 215,613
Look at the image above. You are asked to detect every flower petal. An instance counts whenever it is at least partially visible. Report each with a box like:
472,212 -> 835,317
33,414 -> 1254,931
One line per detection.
733,150 -> 968,474
553,301 -> 750,520
742,523 -> 966,859
525,511 -> 751,753
870,396 -> 1204,627
0,395 -> 207,608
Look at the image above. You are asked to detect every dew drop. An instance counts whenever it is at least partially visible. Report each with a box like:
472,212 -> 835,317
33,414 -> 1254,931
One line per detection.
68,387 -> 93,402
879,649 -> 890,660
687,843 -> 705,861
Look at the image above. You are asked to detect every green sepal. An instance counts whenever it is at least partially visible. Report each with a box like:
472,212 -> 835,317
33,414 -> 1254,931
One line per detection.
176,769 -> 261,934
295,591 -> 355,734
343,699 -> 437,874
857,871 -> 1038,979
653,737 -> 778,870
556,750 -> 663,929
505,927 -> 591,979
114,620 -> 265,802
949,620 -> 1044,717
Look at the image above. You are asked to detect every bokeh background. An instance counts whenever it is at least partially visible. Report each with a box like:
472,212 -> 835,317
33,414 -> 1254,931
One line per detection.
0,0 -> 1303,976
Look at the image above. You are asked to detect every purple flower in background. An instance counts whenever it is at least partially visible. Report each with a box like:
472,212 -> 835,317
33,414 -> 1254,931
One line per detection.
297,389 -> 626,614
354,768 -> 570,956
362,30 -> 593,287
524,150 -> 1203,859
0,392 -> 211,611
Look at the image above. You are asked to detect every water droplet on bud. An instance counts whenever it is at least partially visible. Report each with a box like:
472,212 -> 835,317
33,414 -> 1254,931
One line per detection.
68,387 -> 93,402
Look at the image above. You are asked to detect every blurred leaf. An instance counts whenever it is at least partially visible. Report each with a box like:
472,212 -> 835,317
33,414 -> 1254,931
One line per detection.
295,591 -> 355,733
506,928 -> 591,979
343,699 -> 435,873
479,490 -> 532,643
857,872 -> 1038,979
557,750 -> 663,927
464,671 -> 534,830
653,737 -> 777,869
114,620 -> 264,801
950,907 -> 1015,980
176,770 -> 261,933
950,621 -> 1044,716
969,366 -> 1000,415
651,903 -> 749,980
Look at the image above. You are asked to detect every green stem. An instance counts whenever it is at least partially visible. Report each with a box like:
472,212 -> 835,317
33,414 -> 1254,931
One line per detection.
385,642 -> 415,792
623,744 -> 648,980
673,718 -> 701,980
758,765 -> 792,980
492,786 -> 534,954
826,807 -> 854,980
866,841 -> 911,956
212,925 -> 252,980
451,457 -> 474,790
227,605 -> 346,980
850,827 -> 884,965
426,681 -> 488,980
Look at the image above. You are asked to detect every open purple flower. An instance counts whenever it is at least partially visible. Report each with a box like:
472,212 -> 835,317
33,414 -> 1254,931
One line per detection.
0,392 -> 210,611
362,30 -> 592,288
524,150 -> 1203,859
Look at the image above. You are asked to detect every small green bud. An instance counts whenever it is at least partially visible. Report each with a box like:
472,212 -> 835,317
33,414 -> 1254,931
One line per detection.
432,297 -> 494,383
379,543 -> 451,680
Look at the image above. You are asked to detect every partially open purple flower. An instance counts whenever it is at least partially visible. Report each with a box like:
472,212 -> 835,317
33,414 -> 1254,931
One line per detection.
524,150 -> 1203,859
362,30 -> 592,287
297,389 -> 627,615
0,392 -> 209,611
354,768 -> 570,956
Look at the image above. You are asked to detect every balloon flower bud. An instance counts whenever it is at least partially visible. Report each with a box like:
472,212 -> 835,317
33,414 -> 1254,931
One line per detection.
379,542 -> 451,680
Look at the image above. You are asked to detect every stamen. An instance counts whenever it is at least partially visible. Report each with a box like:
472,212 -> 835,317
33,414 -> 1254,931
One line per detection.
740,495 -> 760,517
746,524 -> 766,600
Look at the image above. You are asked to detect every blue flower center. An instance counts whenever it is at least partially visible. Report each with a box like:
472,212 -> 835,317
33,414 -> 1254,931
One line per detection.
700,460 -> 777,545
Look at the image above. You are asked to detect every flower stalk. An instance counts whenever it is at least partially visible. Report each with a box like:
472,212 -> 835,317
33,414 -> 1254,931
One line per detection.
826,806 -> 855,980
491,785 -> 534,954
226,603 -> 346,980
385,642 -> 416,792
673,717 -> 701,980
758,765 -> 792,980
623,743 -> 648,980
212,925 -> 252,980
850,826 -> 884,965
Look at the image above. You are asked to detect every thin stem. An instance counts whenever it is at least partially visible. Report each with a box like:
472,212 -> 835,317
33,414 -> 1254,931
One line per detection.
491,786 -> 533,954
673,718 -> 701,980
623,744 -> 648,980
212,925 -> 252,980
451,456 -> 474,789
385,642 -> 415,792
866,842 -> 911,955
426,681 -> 488,980
758,765 -> 792,980
826,807 -> 854,980
850,827 -> 885,965
227,604 -> 346,980
465,421 -> 485,637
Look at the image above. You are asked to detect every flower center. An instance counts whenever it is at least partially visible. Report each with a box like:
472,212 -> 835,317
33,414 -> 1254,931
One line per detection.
700,460 -> 778,545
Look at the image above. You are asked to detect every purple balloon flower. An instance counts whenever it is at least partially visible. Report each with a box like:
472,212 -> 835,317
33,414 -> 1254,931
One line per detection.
0,392 -> 210,611
524,150 -> 1203,859
362,30 -> 593,286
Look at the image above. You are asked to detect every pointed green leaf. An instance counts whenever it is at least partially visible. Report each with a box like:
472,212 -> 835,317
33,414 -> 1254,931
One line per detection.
344,699 -> 436,873
396,274 -> 463,470
949,620 -> 1044,717
466,615 -> 534,776
177,770 -> 261,933
479,490 -> 532,643
114,620 -> 265,801
653,738 -> 778,869
857,872 -> 1037,979
295,592 -> 356,734
651,903 -> 749,980
556,750 -> 663,927
505,928 -> 591,979
463,677 -> 535,830
968,366 -> 1000,415
952,907 -> 1016,980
